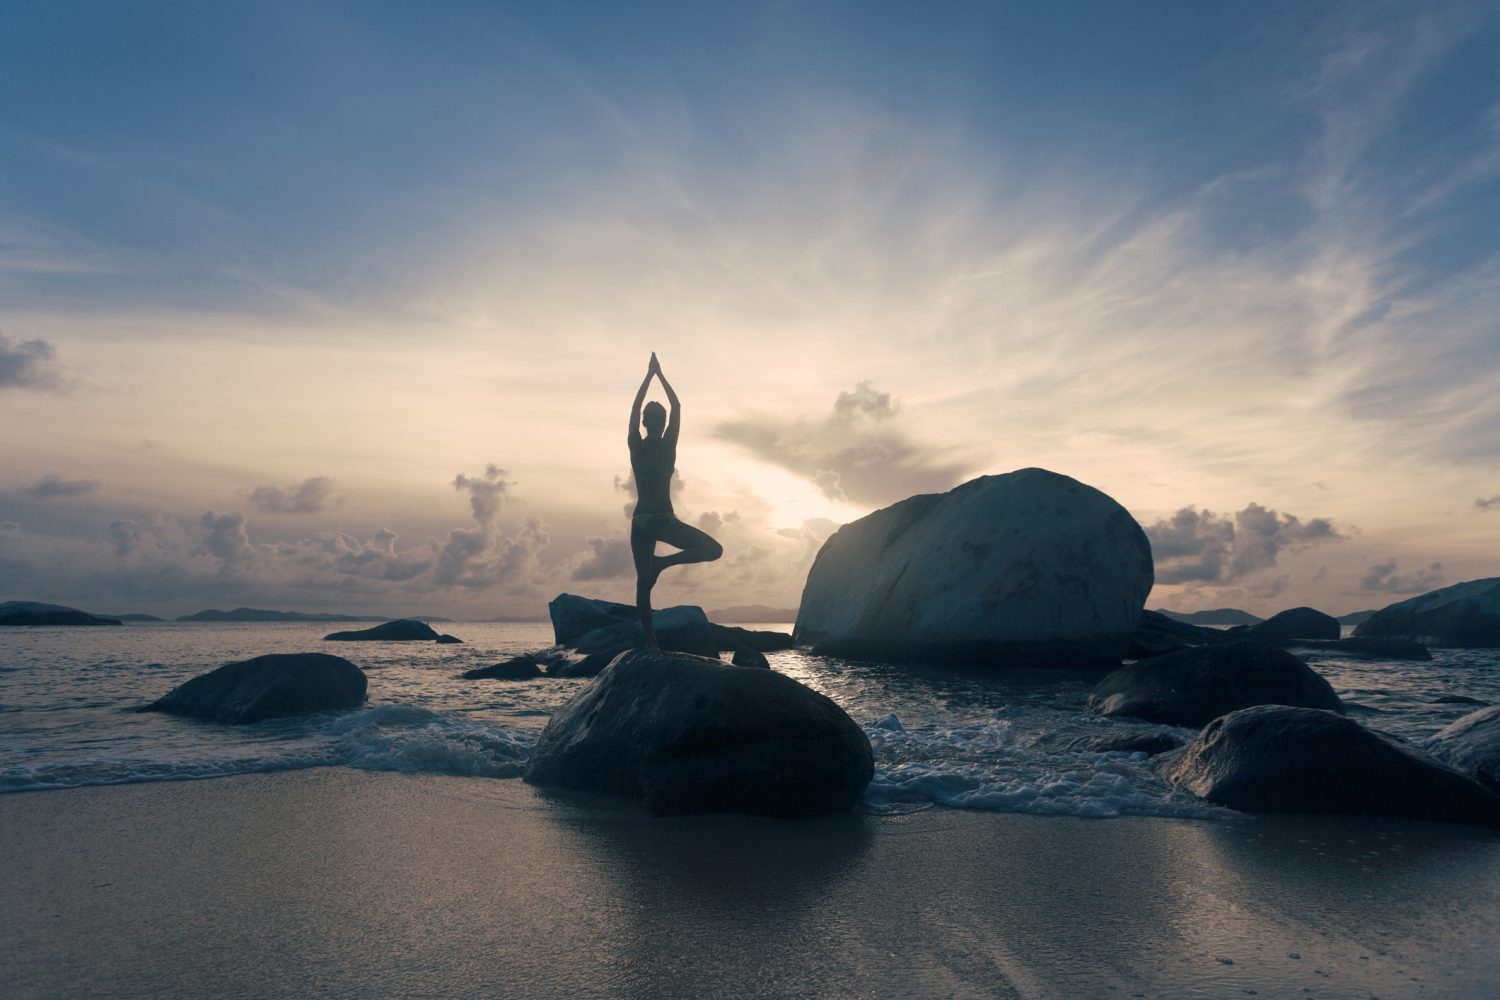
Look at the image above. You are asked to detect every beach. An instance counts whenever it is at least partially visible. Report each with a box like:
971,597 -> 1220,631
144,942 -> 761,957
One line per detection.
5,768 -> 1499,999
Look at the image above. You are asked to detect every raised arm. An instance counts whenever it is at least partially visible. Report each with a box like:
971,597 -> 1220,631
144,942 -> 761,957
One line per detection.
655,357 -> 681,444
628,363 -> 654,443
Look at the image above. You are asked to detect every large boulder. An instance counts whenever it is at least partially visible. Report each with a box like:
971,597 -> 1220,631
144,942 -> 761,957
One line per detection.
0,601 -> 122,627
141,652 -> 367,724
550,593 -> 700,644
524,648 -> 873,817
548,593 -> 793,654
1164,705 -> 1500,828
502,597 -> 793,679
1429,706 -> 1500,795
794,468 -> 1153,667
324,619 -> 439,641
1354,577 -> 1500,648
1230,607 -> 1340,642
1088,641 -> 1342,727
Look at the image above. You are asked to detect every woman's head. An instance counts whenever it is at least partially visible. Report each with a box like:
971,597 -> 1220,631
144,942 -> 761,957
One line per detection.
642,401 -> 667,436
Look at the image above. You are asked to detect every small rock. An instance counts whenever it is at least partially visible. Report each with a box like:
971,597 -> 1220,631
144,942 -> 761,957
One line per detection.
142,652 -> 367,724
731,645 -> 770,668
325,619 -> 439,642
464,655 -> 543,680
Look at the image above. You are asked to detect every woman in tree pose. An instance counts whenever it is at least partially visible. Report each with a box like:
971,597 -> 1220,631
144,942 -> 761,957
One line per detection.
628,352 -> 723,648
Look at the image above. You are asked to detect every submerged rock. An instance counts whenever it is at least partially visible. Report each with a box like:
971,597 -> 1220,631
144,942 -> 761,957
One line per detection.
1230,607 -> 1340,642
1044,730 -> 1185,756
1164,705 -> 1500,828
1354,577 -> 1500,648
795,468 -> 1154,667
324,619 -> 439,642
1429,705 -> 1500,795
1284,637 -> 1430,660
463,655 -> 543,680
524,648 -> 873,817
142,652 -> 367,724
1088,641 -> 1342,727
0,600 -> 122,627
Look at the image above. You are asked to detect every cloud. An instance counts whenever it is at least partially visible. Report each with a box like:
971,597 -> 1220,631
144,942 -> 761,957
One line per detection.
0,332 -> 63,391
22,474 -> 100,500
1477,495 -> 1500,511
716,383 -> 970,507
570,535 -> 633,581
1145,503 -> 1346,585
1361,559 -> 1444,594
453,464 -> 512,524
249,476 -> 335,514
832,381 -> 899,424
198,511 -> 252,565
434,466 -> 550,588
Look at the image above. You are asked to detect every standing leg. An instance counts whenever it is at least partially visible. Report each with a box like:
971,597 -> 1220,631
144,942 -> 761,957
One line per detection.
630,523 -> 659,650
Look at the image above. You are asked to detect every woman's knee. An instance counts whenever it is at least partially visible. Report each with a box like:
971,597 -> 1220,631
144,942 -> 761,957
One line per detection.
704,538 -> 723,561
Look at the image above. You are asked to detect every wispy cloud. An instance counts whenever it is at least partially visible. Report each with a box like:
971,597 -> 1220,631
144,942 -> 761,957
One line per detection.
249,476 -> 336,515
1361,559 -> 1444,594
0,332 -> 63,391
21,474 -> 99,500
716,382 -> 971,508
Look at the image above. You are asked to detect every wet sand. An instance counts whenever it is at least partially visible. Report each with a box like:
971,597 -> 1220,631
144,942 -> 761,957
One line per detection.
3,769 -> 1499,998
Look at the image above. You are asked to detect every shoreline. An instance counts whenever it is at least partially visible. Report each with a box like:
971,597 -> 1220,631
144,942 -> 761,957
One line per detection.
4,769 -> 1499,998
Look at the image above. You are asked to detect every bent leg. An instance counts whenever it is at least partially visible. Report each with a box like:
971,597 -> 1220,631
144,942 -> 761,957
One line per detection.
650,517 -> 723,575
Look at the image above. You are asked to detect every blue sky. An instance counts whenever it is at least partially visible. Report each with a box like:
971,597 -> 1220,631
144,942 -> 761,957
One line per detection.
2,1 -> 1497,616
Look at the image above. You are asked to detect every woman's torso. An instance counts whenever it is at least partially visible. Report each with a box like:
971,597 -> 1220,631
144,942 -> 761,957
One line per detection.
630,438 -> 675,515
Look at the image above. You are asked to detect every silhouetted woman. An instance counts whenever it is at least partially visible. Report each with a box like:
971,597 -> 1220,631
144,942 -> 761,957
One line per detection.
629,352 -> 723,648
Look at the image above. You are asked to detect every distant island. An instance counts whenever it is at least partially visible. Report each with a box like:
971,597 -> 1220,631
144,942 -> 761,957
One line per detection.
1337,609 -> 1378,626
101,613 -> 165,622
1,601 -> 122,627
489,613 -> 551,623
1155,608 -> 1263,627
707,604 -> 799,624
178,608 -> 452,623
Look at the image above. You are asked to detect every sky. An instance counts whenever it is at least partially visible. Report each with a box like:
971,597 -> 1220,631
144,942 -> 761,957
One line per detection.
2,0 -> 1498,619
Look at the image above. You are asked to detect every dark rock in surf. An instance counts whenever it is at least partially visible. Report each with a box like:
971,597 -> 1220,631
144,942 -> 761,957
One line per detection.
794,468 -> 1154,667
524,648 -> 873,817
1354,577 -> 1500,648
1429,705 -> 1500,795
324,618 -> 439,642
435,633 -> 463,644
1230,607 -> 1340,642
142,652 -> 367,724
463,655 -> 543,680
1088,641 -> 1342,727
1164,705 -> 1500,828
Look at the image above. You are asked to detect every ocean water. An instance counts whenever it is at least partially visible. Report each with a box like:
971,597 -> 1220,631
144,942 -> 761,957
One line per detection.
3,622 -> 1498,820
